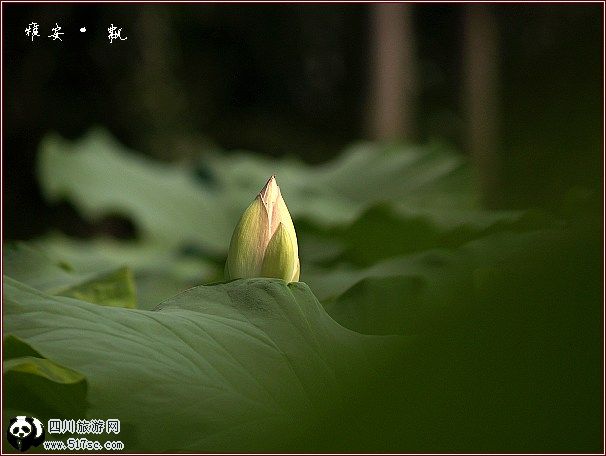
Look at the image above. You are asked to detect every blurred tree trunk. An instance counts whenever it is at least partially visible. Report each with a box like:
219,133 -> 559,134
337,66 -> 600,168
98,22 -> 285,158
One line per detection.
463,5 -> 502,208
368,3 -> 417,141
135,9 -> 195,161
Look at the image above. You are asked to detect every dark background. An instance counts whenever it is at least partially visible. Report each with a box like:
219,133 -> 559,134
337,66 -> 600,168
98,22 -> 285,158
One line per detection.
3,3 -> 603,240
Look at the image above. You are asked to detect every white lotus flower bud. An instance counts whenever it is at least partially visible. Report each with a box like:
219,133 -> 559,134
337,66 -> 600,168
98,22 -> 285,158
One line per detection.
225,175 -> 300,282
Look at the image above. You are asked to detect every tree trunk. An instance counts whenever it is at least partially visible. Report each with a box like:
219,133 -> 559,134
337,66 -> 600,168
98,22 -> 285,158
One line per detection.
463,5 -> 502,207
368,3 -> 417,141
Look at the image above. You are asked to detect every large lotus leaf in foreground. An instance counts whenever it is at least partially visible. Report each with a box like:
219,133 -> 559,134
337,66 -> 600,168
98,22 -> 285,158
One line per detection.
4,277 -> 399,452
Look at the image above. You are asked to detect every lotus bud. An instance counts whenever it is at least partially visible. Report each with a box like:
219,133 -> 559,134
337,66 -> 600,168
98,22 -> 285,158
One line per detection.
225,175 -> 300,282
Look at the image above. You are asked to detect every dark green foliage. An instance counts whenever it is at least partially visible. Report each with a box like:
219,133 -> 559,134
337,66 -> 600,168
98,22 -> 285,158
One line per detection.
3,131 -> 601,452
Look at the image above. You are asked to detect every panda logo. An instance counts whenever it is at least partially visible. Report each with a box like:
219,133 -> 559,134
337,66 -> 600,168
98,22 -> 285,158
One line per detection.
6,416 -> 45,452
